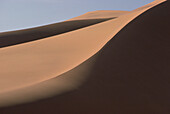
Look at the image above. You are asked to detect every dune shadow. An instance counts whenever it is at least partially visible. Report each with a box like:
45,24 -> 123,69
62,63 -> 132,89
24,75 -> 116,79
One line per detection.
0,1 -> 169,114
0,18 -> 115,48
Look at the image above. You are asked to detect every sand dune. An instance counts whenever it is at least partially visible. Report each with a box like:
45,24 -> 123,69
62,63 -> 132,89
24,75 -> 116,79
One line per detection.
0,18 -> 113,48
69,10 -> 129,20
0,0 -> 167,109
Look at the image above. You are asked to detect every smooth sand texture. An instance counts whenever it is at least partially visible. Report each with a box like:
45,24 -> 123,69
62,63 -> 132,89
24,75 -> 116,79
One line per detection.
0,55 -> 97,106
69,10 -> 129,20
0,0 -> 167,108
0,18 -> 113,48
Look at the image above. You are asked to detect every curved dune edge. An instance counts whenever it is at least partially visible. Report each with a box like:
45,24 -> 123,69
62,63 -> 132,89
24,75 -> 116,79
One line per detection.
68,10 -> 129,20
0,18 -> 114,48
0,0 -> 166,107
0,55 -> 97,107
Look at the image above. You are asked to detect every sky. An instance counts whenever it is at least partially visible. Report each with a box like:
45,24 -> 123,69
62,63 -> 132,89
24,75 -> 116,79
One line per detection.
0,0 -> 154,32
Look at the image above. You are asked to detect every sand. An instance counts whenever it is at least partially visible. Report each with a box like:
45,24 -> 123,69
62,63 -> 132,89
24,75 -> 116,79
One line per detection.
0,18 -> 113,48
69,10 -> 129,20
0,1 -> 168,113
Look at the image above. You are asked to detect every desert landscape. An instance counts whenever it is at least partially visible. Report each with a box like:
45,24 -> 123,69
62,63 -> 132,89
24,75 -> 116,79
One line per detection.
0,0 -> 169,114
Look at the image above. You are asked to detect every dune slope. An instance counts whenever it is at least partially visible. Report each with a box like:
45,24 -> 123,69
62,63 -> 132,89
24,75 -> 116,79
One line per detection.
69,10 -> 129,20
0,18 -> 113,48
0,0 -> 168,111
0,0 -> 168,113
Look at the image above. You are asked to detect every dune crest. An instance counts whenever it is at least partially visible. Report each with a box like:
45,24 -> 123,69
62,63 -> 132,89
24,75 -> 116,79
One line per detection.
0,0 -> 167,107
69,10 -> 129,20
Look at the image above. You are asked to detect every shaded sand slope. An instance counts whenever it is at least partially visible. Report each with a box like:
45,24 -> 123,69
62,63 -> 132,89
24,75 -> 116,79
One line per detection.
0,17 -> 120,93
0,54 -> 97,107
0,0 -> 163,93
0,0 -> 169,114
0,0 -> 167,108
0,18 -> 113,48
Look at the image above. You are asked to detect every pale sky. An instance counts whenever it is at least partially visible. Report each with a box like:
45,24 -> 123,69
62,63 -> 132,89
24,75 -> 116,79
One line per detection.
0,0 -> 154,32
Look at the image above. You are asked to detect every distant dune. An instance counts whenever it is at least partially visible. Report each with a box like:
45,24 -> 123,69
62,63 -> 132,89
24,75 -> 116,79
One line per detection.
0,0 -> 169,114
69,10 -> 129,20
0,18 -> 114,48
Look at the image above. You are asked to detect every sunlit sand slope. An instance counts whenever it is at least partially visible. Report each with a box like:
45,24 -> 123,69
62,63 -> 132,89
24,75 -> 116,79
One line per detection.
0,0 -> 167,108
0,18 -> 113,48
69,10 -> 129,20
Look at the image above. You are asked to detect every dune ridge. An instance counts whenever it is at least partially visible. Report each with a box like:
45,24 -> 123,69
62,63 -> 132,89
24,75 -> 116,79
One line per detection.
0,0 -> 167,107
69,10 -> 129,20
0,18 -> 114,48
